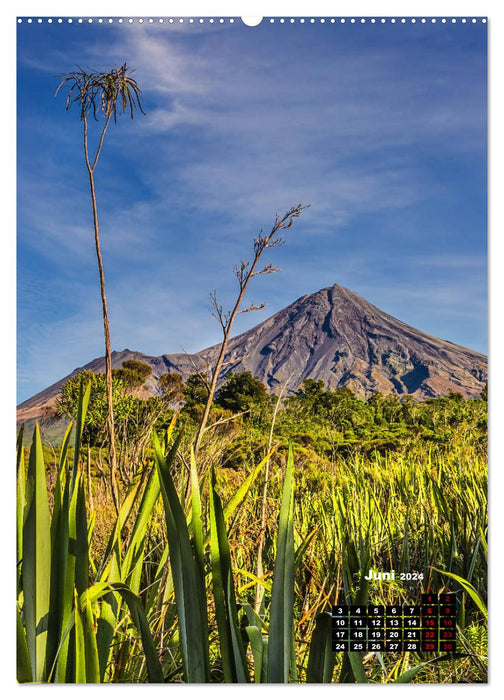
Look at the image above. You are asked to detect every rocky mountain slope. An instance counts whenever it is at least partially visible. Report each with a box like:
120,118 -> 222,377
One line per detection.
17,283 -> 487,423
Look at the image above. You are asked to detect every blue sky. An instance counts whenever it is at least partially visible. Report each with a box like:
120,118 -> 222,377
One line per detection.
17,18 -> 487,402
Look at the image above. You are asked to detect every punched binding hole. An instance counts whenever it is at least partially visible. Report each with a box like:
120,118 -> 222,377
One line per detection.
241,17 -> 263,27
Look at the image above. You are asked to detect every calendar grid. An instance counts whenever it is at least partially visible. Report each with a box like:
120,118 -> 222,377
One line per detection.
331,594 -> 457,653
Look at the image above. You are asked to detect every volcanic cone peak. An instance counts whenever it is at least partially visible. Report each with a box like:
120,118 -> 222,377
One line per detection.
204,283 -> 487,398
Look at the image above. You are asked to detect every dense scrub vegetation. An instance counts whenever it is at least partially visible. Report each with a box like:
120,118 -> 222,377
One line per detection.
17,369 -> 487,683
55,367 -> 487,474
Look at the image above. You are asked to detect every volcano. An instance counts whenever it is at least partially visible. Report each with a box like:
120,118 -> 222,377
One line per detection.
17,283 -> 487,425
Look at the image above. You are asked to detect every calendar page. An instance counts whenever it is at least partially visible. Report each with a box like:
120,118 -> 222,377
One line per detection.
16,10 -> 487,685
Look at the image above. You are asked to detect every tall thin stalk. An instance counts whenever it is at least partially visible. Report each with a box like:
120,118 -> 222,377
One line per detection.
193,204 -> 307,455
254,381 -> 289,613
83,110 -> 118,506
56,64 -> 145,510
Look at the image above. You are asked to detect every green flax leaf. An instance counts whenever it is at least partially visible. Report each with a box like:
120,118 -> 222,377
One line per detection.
22,424 -> 51,682
153,430 -> 209,682
267,442 -> 295,683
209,466 -> 250,682
306,612 -> 335,683
16,604 -> 33,683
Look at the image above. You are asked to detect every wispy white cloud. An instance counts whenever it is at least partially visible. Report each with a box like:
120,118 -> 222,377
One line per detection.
19,23 -> 485,234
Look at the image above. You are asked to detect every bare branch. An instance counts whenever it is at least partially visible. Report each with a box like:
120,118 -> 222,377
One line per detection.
209,291 -> 231,331
202,409 -> 250,434
209,290 -> 223,322
253,235 -> 267,256
233,259 -> 251,289
221,353 -> 246,366
238,302 -> 265,314
219,358 -> 238,368
179,346 -> 212,393
252,263 -> 280,276
265,237 -> 285,249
